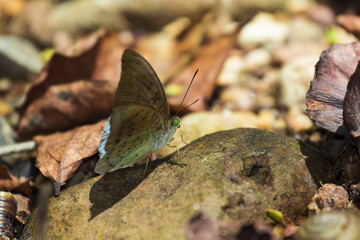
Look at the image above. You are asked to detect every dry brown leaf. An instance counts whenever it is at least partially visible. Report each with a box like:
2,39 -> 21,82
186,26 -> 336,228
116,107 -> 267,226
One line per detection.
34,120 -> 106,195
167,30 -> 238,112
13,193 -> 31,215
0,166 -> 32,196
136,10 -> 215,83
306,42 -> 360,135
0,166 -> 32,217
17,30 -> 125,139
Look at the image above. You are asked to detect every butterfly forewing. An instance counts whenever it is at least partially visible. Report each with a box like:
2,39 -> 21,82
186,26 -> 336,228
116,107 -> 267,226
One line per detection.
115,49 -> 170,117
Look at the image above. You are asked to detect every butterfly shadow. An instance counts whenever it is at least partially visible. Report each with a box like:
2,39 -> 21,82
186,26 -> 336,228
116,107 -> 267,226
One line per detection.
88,159 -> 164,221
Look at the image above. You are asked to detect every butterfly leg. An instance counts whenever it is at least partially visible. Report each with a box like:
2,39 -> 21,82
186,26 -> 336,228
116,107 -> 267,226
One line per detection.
144,153 -> 152,174
170,130 -> 188,145
180,130 -> 188,145
166,144 -> 187,167
167,144 -> 180,157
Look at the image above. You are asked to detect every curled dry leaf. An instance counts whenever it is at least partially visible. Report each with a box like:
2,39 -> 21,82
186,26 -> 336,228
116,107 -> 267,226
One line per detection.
336,14 -> 360,39
17,30 -> 125,139
306,42 -> 360,135
343,61 -> 360,137
167,29 -> 239,113
34,120 -> 106,195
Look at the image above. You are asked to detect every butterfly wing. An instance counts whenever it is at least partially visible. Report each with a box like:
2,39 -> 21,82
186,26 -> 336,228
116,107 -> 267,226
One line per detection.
115,49 -> 170,116
95,105 -> 168,173
95,49 -> 171,174
95,133 -> 157,174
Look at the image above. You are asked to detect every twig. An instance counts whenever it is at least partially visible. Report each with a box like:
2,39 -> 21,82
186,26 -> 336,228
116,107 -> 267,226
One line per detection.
0,140 -> 36,156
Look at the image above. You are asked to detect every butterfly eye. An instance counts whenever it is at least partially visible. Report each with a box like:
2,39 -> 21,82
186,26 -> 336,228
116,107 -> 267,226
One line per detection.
172,117 -> 180,128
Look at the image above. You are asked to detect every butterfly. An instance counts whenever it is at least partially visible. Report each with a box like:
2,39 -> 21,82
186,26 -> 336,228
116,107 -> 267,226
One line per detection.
94,49 -> 182,174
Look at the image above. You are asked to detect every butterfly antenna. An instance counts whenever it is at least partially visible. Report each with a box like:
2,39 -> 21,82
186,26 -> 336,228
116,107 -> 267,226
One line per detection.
180,98 -> 199,112
176,69 -> 198,116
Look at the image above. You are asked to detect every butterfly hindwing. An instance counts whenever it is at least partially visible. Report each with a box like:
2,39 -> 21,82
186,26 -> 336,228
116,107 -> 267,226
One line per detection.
95,105 -> 169,173
95,128 -> 163,173
106,105 -> 168,150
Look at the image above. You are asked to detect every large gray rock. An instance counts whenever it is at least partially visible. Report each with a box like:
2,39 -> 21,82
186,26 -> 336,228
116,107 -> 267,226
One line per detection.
21,128 -> 335,239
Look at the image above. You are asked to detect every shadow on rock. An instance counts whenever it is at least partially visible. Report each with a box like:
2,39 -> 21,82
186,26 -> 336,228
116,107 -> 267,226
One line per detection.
89,159 -> 164,220
298,141 -> 336,187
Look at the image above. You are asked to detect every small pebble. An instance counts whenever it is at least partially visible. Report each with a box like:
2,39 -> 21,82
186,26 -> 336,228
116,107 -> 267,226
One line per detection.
217,54 -> 245,86
286,0 -> 313,14
285,107 -> 313,132
0,101 -> 12,116
219,87 -> 255,111
280,55 -> 319,110
308,183 -> 349,215
244,48 -> 271,71
257,109 -> 276,130
237,12 -> 290,49
0,78 -> 11,93
309,132 -> 321,143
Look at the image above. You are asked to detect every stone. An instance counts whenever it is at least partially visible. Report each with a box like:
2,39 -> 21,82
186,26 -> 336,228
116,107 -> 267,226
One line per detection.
0,36 -> 42,80
21,128 -> 335,239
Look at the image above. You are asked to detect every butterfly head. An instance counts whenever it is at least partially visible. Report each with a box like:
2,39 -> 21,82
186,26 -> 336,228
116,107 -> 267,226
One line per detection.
171,116 -> 181,129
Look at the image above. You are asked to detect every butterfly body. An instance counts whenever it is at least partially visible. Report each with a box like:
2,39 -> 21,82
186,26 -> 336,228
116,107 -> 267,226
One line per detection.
95,49 -> 180,174
153,116 -> 180,150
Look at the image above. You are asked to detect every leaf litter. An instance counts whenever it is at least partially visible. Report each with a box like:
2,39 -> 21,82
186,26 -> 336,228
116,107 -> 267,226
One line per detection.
34,120 -> 106,195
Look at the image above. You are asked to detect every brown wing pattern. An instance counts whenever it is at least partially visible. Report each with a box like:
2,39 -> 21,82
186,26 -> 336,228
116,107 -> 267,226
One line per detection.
114,49 -> 170,118
105,105 -> 168,153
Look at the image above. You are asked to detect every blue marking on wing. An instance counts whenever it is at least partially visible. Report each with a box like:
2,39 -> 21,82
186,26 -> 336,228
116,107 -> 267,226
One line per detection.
99,116 -> 111,159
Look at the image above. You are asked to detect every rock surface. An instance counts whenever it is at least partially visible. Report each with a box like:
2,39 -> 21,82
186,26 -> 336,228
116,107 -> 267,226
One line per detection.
21,128 -> 335,239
